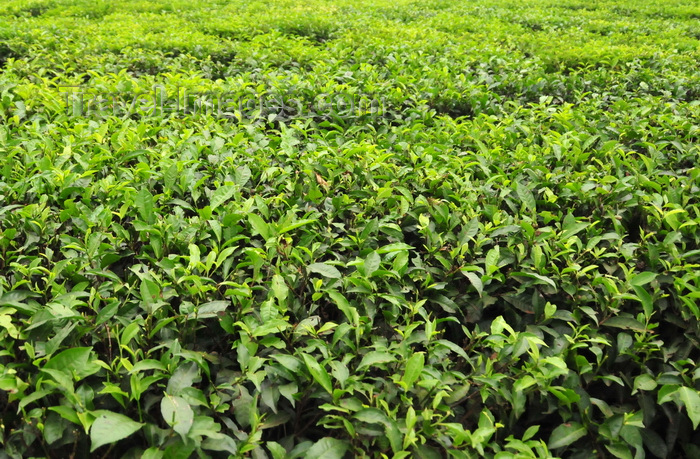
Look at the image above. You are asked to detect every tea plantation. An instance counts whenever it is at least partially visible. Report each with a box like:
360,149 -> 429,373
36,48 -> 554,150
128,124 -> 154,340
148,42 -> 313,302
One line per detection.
0,0 -> 699,457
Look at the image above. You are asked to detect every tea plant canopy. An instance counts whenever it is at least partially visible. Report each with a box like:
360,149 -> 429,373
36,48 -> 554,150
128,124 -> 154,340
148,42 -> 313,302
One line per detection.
0,0 -> 699,457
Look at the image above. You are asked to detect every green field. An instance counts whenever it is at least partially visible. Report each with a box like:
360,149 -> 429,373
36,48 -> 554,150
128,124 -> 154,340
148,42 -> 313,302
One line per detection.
1,0 -> 699,457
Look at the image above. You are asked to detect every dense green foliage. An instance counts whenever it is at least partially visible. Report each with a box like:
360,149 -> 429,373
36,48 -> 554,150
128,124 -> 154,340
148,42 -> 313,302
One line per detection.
1,0 -> 700,457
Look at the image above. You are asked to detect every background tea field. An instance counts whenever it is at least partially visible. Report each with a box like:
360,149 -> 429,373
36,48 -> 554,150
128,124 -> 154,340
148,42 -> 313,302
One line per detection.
0,0 -> 699,457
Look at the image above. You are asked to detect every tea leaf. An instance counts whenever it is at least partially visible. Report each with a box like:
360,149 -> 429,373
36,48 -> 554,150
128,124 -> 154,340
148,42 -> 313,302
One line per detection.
302,354 -> 333,394
306,437 -> 348,459
135,188 -> 155,224
679,387 -> 700,429
161,393 -> 194,438
549,422 -> 586,449
401,352 -> 424,387
210,185 -> 236,212
90,411 -> 144,452
307,263 -> 342,279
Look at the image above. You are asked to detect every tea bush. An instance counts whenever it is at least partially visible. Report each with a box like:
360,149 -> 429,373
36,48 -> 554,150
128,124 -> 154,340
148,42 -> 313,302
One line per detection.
0,0 -> 699,458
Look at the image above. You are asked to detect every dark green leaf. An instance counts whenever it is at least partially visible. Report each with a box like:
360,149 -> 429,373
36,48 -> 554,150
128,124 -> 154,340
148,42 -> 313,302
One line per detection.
602,317 -> 647,332
549,422 -> 586,449
307,262 -> 342,279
